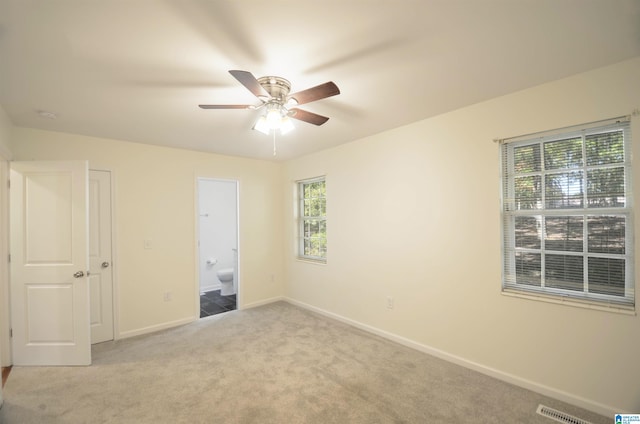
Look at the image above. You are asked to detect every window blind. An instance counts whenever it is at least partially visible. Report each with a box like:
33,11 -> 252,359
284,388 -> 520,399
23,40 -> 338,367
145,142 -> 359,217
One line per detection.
500,120 -> 634,307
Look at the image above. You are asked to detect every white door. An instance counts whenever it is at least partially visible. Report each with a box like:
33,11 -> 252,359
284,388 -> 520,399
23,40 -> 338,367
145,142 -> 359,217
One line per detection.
89,170 -> 114,344
10,161 -> 90,366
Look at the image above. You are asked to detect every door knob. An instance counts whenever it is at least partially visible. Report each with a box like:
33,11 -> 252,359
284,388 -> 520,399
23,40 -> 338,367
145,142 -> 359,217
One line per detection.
73,271 -> 85,278
101,262 -> 110,268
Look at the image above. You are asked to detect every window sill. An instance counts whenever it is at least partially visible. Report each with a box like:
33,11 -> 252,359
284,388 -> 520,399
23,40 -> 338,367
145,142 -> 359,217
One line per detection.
296,257 -> 327,266
501,289 -> 636,316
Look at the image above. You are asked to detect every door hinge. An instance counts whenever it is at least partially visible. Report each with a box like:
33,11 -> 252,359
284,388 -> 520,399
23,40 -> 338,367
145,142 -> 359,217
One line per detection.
7,253 -> 10,263
9,328 -> 12,338
7,179 -> 9,189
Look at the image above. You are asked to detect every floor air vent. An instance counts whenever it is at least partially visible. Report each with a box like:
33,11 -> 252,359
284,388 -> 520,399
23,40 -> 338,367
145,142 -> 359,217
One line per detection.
536,404 -> 593,424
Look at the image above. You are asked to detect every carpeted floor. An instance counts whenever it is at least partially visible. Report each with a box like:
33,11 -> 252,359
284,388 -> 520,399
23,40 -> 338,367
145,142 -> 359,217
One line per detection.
0,301 -> 608,423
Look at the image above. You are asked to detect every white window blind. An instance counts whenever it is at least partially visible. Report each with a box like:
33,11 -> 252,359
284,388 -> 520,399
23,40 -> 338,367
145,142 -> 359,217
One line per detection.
500,119 -> 634,308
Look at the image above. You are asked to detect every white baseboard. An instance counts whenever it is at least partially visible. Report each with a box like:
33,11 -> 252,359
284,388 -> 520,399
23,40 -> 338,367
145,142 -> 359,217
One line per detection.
116,295 -> 286,340
200,283 -> 221,293
118,316 -> 195,340
284,297 -> 619,418
242,296 -> 284,310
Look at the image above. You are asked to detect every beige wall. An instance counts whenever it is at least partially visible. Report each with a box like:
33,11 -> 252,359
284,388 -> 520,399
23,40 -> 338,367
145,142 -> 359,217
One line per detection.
283,57 -> 640,415
11,129 -> 284,336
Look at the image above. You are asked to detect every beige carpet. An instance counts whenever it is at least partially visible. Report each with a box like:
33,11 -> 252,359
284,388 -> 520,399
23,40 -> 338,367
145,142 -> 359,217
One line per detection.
0,301 -> 608,423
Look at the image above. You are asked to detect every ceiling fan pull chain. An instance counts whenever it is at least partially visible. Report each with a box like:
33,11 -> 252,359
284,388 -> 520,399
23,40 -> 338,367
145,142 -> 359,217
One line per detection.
273,131 -> 277,156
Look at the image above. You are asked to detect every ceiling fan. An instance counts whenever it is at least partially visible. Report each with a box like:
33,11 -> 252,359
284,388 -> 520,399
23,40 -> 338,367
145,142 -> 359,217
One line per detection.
199,70 -> 340,134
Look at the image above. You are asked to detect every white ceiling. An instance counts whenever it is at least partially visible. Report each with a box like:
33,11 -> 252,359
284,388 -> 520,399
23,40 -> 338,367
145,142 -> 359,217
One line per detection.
1,0 -> 639,161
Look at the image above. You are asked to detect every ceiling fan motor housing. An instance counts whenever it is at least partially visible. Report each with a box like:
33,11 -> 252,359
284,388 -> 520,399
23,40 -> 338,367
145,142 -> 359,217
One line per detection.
257,76 -> 291,103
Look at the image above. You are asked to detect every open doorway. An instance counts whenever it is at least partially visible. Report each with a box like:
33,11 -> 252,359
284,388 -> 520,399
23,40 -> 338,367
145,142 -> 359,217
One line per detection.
197,178 -> 239,318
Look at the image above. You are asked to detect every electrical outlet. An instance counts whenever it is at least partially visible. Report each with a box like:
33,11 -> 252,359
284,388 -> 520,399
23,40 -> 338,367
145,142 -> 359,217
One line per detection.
164,291 -> 172,302
386,296 -> 394,309
144,239 -> 153,249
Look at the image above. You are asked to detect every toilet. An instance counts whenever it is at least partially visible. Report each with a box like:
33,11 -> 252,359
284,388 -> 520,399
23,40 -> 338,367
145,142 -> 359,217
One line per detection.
216,268 -> 235,296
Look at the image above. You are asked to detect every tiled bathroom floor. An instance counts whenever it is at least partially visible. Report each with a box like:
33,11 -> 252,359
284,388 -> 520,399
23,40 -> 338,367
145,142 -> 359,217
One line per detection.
200,290 -> 237,318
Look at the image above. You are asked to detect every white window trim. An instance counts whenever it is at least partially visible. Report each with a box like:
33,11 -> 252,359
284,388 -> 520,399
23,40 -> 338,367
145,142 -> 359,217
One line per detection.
297,176 -> 327,263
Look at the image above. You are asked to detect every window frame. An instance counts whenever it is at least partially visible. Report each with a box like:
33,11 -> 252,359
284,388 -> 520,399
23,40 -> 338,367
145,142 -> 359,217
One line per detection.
500,120 -> 635,309
297,176 -> 327,262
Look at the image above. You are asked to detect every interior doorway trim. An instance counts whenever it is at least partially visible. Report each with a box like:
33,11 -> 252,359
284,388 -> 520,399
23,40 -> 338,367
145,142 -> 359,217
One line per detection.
0,156 -> 11,366
194,176 -> 241,319
90,168 -> 119,343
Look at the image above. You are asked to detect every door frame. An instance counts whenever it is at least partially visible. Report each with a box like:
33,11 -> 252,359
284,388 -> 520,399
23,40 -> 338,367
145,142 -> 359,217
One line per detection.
194,176 -> 241,318
89,168 -> 118,344
0,155 -> 10,367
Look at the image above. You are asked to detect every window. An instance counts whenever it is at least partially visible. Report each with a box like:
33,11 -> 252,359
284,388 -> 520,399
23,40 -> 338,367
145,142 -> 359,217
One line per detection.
298,177 -> 327,261
500,119 -> 634,308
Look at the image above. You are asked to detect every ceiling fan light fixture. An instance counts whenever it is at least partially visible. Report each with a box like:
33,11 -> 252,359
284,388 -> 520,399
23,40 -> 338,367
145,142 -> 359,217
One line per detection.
280,116 -> 294,134
265,105 -> 283,129
253,115 -> 271,135
253,103 -> 295,135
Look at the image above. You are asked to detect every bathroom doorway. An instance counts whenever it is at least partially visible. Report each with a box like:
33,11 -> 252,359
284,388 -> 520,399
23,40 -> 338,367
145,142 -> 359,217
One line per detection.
197,178 -> 239,318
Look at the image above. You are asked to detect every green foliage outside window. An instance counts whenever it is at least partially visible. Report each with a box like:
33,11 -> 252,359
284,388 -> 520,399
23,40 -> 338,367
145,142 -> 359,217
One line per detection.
299,179 -> 326,260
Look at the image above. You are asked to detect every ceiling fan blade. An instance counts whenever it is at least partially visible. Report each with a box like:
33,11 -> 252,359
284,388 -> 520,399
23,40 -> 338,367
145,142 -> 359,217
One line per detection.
288,82 -> 340,105
289,108 -> 330,126
198,104 -> 253,109
229,70 -> 270,98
